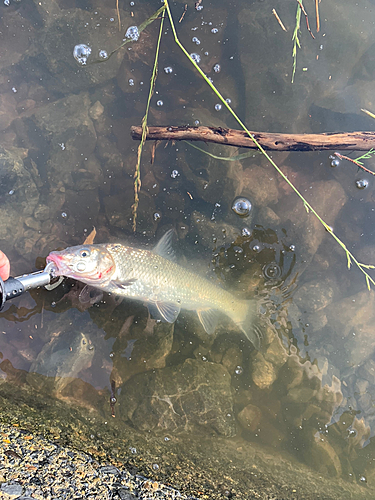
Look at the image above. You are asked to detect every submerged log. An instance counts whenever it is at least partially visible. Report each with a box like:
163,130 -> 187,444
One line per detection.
131,125 -> 375,152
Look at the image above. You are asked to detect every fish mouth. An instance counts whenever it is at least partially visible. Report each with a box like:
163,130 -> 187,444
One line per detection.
46,252 -> 70,276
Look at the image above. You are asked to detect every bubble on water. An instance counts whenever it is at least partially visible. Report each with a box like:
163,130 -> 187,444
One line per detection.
129,447 -> 137,454
215,103 -> 222,111
110,17 -> 115,22
190,53 -> 201,64
252,244 -> 260,253
330,158 -> 340,168
4,0 -> 10,6
241,227 -> 251,237
231,197 -> 252,217
8,190 -> 14,195
213,63 -> 221,73
355,178 -> 369,189
153,212 -> 161,221
196,4 -> 203,10
110,396 -> 117,404
192,36 -> 201,45
263,262 -> 282,280
171,169 -> 179,178
152,463 -> 159,470
164,66 -> 173,74
156,100 -> 163,107
51,301 -> 56,308
211,27 -> 218,33
99,49 -> 108,59
289,244 -> 296,251
73,44 -> 91,66
128,79 -> 134,86
124,26 -> 139,41
225,98 -> 231,104
130,1 -> 135,5
61,212 -> 68,219
360,476 -> 367,483
11,87 -> 17,93
164,436 -> 171,442
235,366 -> 243,375
194,120 -> 200,126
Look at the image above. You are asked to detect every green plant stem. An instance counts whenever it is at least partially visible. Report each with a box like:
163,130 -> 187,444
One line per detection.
164,0 -> 375,289
291,3 -> 302,83
132,6 -> 165,231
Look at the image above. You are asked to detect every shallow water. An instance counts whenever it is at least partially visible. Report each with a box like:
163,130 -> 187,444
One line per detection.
1,0 -> 375,496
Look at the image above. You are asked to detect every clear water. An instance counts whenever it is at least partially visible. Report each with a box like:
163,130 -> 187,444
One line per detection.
1,0 -> 375,497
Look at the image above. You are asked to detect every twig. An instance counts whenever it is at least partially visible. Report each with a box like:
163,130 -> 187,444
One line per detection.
334,152 -> 375,176
315,0 -> 320,32
272,8 -> 287,32
179,4 -> 187,23
296,0 -> 315,39
131,125 -> 375,152
116,0 -> 121,31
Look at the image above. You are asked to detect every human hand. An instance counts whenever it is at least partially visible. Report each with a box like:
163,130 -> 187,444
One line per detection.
0,251 -> 10,281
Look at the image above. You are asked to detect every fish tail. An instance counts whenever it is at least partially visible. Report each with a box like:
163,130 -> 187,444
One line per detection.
232,299 -> 262,350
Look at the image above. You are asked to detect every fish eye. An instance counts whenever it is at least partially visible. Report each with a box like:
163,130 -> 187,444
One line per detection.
80,248 -> 90,258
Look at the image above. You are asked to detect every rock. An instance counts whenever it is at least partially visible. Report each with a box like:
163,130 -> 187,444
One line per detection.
293,278 -> 337,313
22,2 -> 129,94
326,290 -> 375,365
119,358 -> 236,437
0,93 -> 17,131
110,318 -> 174,385
238,164 -> 280,207
306,436 -> 342,477
237,404 -> 262,432
252,352 -> 277,390
221,347 -> 243,374
275,179 -> 347,278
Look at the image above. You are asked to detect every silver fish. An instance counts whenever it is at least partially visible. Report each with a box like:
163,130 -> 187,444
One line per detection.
46,230 -> 261,348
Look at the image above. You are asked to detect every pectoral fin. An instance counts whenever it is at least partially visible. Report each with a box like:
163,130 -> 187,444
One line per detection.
79,285 -> 103,305
150,301 -> 180,323
197,308 -> 220,334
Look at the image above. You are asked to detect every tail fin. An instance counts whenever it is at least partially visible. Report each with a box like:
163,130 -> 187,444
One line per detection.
233,300 -> 262,350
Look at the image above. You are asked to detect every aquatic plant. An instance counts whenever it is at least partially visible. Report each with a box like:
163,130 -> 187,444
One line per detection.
132,6 -> 165,231
162,0 -> 375,290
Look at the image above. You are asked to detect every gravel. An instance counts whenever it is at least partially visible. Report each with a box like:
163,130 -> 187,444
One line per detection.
0,424 -> 191,500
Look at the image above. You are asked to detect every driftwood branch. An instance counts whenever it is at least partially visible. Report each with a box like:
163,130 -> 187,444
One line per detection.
130,125 -> 375,152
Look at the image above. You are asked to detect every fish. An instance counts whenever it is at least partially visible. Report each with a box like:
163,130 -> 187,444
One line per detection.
46,230 -> 261,349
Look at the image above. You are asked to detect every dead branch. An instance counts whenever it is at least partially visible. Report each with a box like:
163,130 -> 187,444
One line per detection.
130,125 -> 375,152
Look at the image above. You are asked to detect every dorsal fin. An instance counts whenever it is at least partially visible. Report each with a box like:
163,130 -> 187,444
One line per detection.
153,229 -> 177,262
83,227 -> 96,245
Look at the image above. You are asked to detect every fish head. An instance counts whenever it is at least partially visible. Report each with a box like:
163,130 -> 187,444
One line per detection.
46,244 -> 116,286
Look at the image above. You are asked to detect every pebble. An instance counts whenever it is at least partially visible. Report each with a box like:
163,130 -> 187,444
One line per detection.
0,424 -> 187,500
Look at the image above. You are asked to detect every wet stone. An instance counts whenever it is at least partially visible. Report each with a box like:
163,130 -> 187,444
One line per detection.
237,404 -> 262,432
119,358 -> 236,437
0,483 -> 23,497
293,278 -> 336,313
251,352 -> 277,390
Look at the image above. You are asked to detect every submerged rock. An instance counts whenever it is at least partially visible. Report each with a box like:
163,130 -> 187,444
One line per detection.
119,358 -> 236,437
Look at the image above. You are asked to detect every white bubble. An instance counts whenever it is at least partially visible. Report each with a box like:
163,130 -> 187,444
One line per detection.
171,170 -> 179,178
211,27 -> 218,33
128,79 -> 134,86
73,44 -> 91,66
192,36 -> 201,45
99,50 -> 108,59
164,66 -> 173,74
194,120 -> 200,126
153,212 -> 161,221
213,63 -> 221,73
190,53 -> 201,64
214,103 -> 222,111
4,0 -> 10,6
156,100 -> 163,106
61,212 -> 68,219
11,87 -> 17,93
124,26 -> 139,41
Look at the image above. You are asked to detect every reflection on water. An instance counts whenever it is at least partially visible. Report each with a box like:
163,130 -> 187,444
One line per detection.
1,0 -> 375,496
